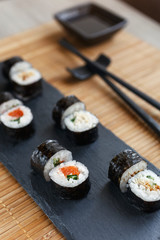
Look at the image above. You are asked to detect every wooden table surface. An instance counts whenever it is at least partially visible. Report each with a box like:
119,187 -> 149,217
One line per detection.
0,21 -> 160,240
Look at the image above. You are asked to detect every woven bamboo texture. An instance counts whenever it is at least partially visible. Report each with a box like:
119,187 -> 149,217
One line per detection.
0,22 -> 160,240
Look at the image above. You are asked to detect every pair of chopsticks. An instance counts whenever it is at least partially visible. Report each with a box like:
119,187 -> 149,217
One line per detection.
59,39 -> 160,136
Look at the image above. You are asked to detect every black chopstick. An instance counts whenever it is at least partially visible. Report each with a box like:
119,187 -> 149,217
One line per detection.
101,74 -> 160,136
59,38 -> 160,136
60,38 -> 160,110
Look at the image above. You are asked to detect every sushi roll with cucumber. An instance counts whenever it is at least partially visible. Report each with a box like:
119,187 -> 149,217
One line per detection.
31,140 -> 73,181
52,95 -> 99,144
108,149 -> 147,192
0,92 -> 22,116
52,95 -> 85,129
127,170 -> 160,212
9,61 -> 42,100
1,105 -> 33,138
2,56 -> 23,79
49,160 -> 90,199
64,110 -> 99,145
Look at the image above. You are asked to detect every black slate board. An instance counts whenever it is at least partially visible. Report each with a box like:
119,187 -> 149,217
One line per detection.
0,62 -> 160,240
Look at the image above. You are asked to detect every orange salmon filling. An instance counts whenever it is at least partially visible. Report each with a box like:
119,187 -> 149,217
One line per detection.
61,166 -> 80,177
9,108 -> 24,118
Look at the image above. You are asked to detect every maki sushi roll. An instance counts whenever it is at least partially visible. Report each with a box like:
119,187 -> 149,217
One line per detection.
64,110 -> 99,145
52,95 -> 85,129
49,160 -> 90,199
31,140 -> 73,181
127,170 -> 160,212
1,105 -> 33,138
108,149 -> 160,212
52,95 -> 99,144
108,149 -> 147,192
2,56 -> 23,79
9,61 -> 42,100
0,92 -> 22,116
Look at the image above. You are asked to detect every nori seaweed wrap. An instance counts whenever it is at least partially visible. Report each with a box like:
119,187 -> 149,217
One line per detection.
1,121 -> 33,139
69,126 -> 98,145
11,79 -> 42,101
2,56 -> 23,79
31,140 -> 72,181
52,95 -> 85,129
0,92 -> 13,105
108,149 -> 147,192
49,160 -> 90,199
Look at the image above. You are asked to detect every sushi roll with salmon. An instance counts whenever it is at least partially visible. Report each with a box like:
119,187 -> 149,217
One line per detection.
1,105 -> 33,138
0,92 -> 22,116
127,170 -> 160,212
49,160 -> 90,199
64,110 -> 99,144
9,61 -> 42,100
52,95 -> 85,129
31,140 -> 73,181
108,149 -> 147,192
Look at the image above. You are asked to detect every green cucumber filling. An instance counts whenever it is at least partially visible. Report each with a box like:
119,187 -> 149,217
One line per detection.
12,104 -> 19,108
146,175 -> 154,180
71,116 -> 76,122
11,117 -> 21,124
67,174 -> 78,181
53,158 -> 61,167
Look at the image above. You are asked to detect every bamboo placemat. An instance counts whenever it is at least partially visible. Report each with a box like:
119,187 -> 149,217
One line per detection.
0,21 -> 160,240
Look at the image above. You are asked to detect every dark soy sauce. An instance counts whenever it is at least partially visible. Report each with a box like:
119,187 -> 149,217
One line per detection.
70,15 -> 113,35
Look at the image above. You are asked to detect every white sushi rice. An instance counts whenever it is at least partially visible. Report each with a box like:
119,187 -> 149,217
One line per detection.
1,105 -> 33,129
43,150 -> 73,181
128,170 -> 160,202
0,99 -> 23,115
9,61 -> 32,76
64,110 -> 99,132
10,68 -> 41,86
120,160 -> 147,193
61,102 -> 85,129
49,160 -> 89,187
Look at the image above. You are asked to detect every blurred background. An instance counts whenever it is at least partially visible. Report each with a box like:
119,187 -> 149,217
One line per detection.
0,0 -> 160,48
123,0 -> 160,23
